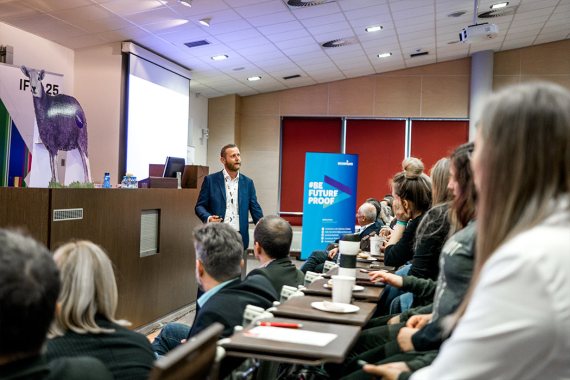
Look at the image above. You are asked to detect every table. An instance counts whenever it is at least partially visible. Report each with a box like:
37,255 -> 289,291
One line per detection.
322,267 -> 395,285
221,317 -> 361,364
303,278 -> 384,302
272,295 -> 376,326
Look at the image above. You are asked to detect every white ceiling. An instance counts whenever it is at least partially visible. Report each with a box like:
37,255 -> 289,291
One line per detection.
1,0 -> 569,98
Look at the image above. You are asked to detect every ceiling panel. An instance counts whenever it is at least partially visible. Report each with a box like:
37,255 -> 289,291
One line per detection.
0,0 -> 565,97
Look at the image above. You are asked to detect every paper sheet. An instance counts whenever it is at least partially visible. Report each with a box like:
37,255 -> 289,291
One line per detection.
244,326 -> 337,347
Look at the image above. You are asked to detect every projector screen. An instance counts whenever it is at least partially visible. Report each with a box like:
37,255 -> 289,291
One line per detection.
125,52 -> 190,180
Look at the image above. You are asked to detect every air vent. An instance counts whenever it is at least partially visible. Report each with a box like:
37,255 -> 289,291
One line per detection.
321,37 -> 357,48
283,74 -> 301,80
53,208 -> 83,221
479,6 -> 516,18
284,0 -> 333,7
184,40 -> 210,48
410,51 -> 429,58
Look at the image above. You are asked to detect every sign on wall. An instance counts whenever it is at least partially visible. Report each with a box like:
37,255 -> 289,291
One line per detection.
0,63 -> 89,187
300,152 -> 359,259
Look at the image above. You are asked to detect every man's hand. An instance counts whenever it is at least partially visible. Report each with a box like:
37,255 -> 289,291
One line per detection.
406,314 -> 432,329
208,215 -> 223,223
369,271 -> 403,288
387,315 -> 401,325
362,362 -> 410,380
397,327 -> 418,352
327,247 -> 339,259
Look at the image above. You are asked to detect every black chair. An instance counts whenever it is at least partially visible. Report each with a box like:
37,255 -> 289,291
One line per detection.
149,322 -> 224,380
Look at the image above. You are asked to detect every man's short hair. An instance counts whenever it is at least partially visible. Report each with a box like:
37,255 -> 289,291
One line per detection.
0,229 -> 60,357
254,215 -> 292,259
220,144 -> 238,158
193,223 -> 243,282
359,202 -> 377,223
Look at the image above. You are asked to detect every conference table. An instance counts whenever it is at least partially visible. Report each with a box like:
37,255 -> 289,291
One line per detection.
221,317 -> 361,365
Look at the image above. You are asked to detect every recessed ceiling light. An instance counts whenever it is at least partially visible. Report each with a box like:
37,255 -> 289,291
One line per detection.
377,52 -> 392,58
247,76 -> 262,81
199,18 -> 211,27
178,0 -> 192,7
211,54 -> 228,61
490,2 -> 509,9
365,25 -> 383,32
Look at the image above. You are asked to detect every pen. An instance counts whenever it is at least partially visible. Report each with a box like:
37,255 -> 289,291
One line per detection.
257,322 -> 303,329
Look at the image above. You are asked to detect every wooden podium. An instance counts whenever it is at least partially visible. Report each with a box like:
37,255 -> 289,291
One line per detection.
0,187 -> 201,328
144,164 -> 209,189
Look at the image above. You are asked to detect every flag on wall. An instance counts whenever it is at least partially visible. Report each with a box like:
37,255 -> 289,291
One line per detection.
0,99 -> 30,187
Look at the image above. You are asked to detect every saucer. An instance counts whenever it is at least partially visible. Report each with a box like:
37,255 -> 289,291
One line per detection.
323,283 -> 364,292
311,301 -> 360,314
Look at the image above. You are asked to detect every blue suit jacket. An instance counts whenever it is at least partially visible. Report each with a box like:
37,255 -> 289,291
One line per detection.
195,171 -> 263,249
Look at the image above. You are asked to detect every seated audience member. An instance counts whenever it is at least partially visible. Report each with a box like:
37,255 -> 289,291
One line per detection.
301,202 -> 381,273
366,83 -> 570,380
338,142 -> 477,380
374,157 -> 451,315
247,215 -> 304,294
46,241 -> 155,380
0,229 -> 112,380
365,197 -> 386,226
152,223 -> 278,356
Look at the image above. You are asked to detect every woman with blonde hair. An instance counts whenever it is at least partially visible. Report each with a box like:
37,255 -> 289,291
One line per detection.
46,241 -> 155,380
368,82 -> 570,379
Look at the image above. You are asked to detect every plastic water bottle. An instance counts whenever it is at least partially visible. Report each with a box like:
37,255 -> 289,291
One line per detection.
103,172 -> 111,188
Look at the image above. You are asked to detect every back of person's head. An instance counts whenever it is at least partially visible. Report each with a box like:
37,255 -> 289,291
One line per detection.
449,142 -> 476,232
430,157 -> 452,205
51,241 -> 124,337
254,215 -> 293,259
392,157 -> 432,213
358,202 -> 377,224
0,229 -> 60,358
476,82 -> 570,267
194,223 -> 243,282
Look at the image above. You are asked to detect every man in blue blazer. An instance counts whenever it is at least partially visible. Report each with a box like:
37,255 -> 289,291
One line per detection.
195,144 -> 263,250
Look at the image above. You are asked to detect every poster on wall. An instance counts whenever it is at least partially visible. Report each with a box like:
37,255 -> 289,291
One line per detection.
0,63 -> 90,187
300,152 -> 359,260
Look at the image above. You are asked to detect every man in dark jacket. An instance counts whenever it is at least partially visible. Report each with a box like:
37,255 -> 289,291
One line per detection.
247,215 -> 304,295
152,223 -> 278,356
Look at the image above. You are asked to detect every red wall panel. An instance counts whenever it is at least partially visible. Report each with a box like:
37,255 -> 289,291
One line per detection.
345,119 -> 406,206
280,118 -> 342,225
410,120 -> 469,171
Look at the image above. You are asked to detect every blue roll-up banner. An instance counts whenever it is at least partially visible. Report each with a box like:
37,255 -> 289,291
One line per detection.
300,152 -> 359,260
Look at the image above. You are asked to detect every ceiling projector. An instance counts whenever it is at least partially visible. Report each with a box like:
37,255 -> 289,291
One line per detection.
459,23 -> 499,43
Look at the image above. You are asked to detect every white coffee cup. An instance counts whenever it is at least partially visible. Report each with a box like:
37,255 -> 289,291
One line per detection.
338,240 -> 360,255
331,275 -> 355,304
370,236 -> 384,255
338,266 -> 357,278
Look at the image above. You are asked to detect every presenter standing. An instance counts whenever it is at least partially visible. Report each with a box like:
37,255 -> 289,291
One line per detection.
195,144 -> 263,258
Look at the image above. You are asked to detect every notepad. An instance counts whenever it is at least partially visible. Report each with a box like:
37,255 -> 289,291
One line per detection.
244,326 -> 337,347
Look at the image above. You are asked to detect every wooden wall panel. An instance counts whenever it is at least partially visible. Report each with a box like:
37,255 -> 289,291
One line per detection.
0,188 -> 50,245
49,188 -> 200,328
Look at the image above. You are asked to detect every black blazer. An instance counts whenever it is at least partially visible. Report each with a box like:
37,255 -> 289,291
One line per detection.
247,257 -> 304,295
188,275 -> 278,339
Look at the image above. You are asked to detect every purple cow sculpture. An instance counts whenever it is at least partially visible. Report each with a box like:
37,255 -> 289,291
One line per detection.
21,66 -> 91,183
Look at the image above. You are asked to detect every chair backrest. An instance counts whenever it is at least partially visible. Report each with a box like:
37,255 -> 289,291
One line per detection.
304,271 -> 324,286
148,322 -> 224,380
323,260 -> 337,273
242,304 -> 273,326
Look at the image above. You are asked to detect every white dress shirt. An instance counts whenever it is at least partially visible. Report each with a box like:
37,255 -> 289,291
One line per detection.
222,169 -> 240,232
412,197 -> 570,380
